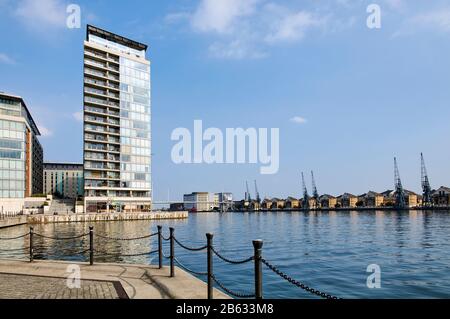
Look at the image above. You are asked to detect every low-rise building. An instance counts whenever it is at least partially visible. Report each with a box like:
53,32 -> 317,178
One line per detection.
319,194 -> 337,208
338,193 -> 358,208
216,192 -> 234,212
271,198 -> 285,210
432,186 -> 450,206
365,191 -> 384,207
43,163 -> 84,199
285,197 -> 300,210
183,192 -> 216,212
261,198 -> 273,210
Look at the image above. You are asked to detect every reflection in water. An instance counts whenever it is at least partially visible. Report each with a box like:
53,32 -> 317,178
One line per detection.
0,210 -> 450,298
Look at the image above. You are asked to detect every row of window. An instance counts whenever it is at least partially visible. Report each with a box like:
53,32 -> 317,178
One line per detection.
120,137 -> 150,148
0,130 -> 25,140
0,159 -> 24,170
0,179 -> 24,190
120,101 -> 149,114
0,169 -> 25,180
0,119 -> 25,131
0,190 -> 24,198
0,150 -> 23,159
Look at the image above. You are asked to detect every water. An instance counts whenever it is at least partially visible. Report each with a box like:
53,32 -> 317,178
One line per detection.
1,210 -> 450,299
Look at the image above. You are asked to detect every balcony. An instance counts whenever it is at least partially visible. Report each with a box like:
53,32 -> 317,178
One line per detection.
85,77 -> 107,87
85,68 -> 106,79
85,58 -> 107,69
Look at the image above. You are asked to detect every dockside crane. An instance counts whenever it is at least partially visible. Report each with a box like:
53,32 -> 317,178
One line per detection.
254,180 -> 261,203
421,153 -> 433,207
394,157 -> 407,209
311,171 -> 319,201
302,172 -> 310,210
245,181 -> 252,202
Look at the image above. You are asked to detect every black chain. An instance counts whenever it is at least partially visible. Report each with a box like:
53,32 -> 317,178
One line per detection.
34,233 -> 89,240
161,235 -> 170,241
0,233 -> 29,240
211,247 -> 254,264
261,258 -> 339,299
173,237 -> 207,251
95,232 -> 158,241
211,274 -> 255,299
174,257 -> 208,276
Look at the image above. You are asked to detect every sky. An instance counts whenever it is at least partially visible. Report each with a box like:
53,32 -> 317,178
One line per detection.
1,0 -> 450,202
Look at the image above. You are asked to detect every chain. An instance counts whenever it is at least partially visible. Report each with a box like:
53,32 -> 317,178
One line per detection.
0,233 -> 29,240
34,233 -> 89,240
173,237 -> 207,251
261,259 -> 339,299
211,247 -> 254,264
174,257 -> 208,276
95,232 -> 158,241
211,274 -> 255,299
161,235 -> 170,241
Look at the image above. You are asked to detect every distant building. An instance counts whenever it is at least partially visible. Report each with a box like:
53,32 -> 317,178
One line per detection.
261,198 -> 273,210
43,163 -> 84,199
216,192 -> 233,211
432,186 -> 450,206
285,197 -> 300,210
364,191 -> 384,207
338,193 -> 358,208
319,194 -> 337,208
183,192 -> 216,212
169,202 -> 184,211
271,198 -> 286,210
0,92 -> 43,199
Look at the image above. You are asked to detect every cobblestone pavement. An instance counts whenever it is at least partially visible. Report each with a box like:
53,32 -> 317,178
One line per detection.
0,273 -> 123,299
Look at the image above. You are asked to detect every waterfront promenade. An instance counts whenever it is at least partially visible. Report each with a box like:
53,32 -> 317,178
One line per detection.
0,259 -> 230,299
0,211 -> 187,229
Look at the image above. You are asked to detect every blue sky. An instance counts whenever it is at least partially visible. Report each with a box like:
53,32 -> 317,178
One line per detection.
1,0 -> 450,201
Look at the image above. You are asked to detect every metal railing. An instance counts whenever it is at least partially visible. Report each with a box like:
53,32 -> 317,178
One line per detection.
0,226 -> 340,300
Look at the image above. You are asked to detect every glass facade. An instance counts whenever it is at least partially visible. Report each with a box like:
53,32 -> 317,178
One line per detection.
83,25 -> 151,212
0,119 -> 26,198
119,57 -> 151,195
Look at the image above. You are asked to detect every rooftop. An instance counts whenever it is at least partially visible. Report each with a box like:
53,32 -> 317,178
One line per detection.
0,92 -> 40,136
86,24 -> 148,52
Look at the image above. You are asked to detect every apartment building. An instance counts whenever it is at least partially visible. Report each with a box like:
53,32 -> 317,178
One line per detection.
83,25 -> 151,213
0,92 -> 43,202
43,163 -> 84,199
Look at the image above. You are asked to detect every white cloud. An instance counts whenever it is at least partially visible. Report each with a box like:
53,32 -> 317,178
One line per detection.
209,40 -> 267,60
0,53 -> 15,65
167,0 -> 331,59
290,116 -> 307,124
191,0 -> 259,34
265,10 -> 325,43
393,8 -> 450,37
38,125 -> 53,137
15,0 -> 67,30
72,111 -> 83,122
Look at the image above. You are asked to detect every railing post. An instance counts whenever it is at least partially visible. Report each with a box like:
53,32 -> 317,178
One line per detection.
89,226 -> 94,265
157,225 -> 162,269
253,239 -> 263,299
169,227 -> 175,277
29,227 -> 34,262
206,233 -> 214,299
